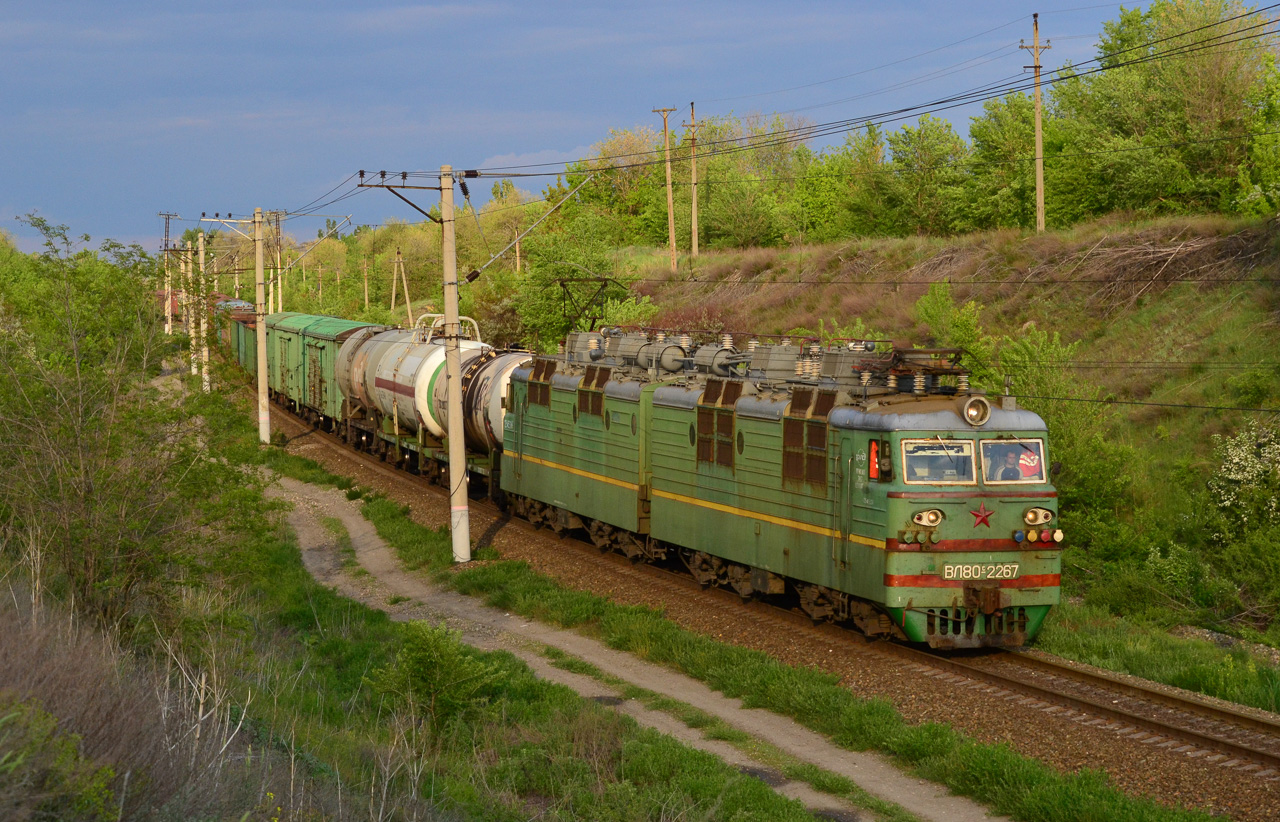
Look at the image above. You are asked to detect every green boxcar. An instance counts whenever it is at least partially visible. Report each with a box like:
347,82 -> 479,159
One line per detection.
232,318 -> 257,374
264,313 -> 379,422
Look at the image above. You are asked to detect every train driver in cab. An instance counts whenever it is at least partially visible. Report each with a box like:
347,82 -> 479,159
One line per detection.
991,448 -> 1021,482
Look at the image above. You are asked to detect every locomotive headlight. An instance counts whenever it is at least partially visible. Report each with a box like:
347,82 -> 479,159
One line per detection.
962,396 -> 991,426
912,509 -> 944,527
1023,507 -> 1053,526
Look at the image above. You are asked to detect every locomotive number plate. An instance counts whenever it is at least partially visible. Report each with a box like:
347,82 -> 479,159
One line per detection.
943,563 -> 1020,581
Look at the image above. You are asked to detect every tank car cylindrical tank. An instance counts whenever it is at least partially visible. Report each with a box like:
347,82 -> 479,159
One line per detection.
459,351 -> 531,452
341,326 -> 530,454
335,325 -> 386,406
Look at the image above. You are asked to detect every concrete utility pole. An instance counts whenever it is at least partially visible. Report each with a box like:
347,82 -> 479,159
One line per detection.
274,212 -> 284,313
654,107 -> 678,273
179,245 -> 188,339
684,102 -> 699,257
254,208 -> 270,444
163,252 -> 172,335
159,212 -> 177,334
1021,14 -> 1051,233
363,258 -> 369,310
389,250 -> 399,313
440,165 -> 470,563
186,242 -> 197,377
396,249 -> 414,325
268,254 -> 277,314
198,231 -> 210,392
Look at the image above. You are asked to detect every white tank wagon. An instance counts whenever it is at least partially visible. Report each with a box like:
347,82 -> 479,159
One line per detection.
335,315 -> 530,461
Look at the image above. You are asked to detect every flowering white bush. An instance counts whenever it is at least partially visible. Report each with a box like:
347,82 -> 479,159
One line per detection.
1207,421 -> 1280,536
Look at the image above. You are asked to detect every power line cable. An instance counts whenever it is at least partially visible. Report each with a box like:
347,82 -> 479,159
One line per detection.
702,14 -> 1031,103
460,4 -> 1279,178
1017,394 -> 1280,413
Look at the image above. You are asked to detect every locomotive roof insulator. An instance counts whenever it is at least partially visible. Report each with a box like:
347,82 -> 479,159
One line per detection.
913,374 -> 927,395
958,373 -> 970,392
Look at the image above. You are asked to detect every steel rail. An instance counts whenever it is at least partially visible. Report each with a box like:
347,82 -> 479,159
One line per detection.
1007,650 -> 1280,739
881,643 -> 1280,770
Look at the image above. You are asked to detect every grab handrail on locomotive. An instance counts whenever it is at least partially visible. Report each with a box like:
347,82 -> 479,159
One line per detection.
226,311 -> 1062,650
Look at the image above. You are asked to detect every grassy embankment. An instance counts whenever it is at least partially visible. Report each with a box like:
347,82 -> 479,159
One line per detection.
2,374 -> 844,821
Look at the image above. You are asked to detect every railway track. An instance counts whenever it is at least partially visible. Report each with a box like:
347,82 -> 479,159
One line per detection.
270,405 -> 1280,779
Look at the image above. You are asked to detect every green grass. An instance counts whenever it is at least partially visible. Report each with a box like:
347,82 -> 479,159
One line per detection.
198,388 -> 830,820
543,647 -> 922,822
320,516 -> 359,569
355,490 -> 1219,822
1038,603 -> 1280,713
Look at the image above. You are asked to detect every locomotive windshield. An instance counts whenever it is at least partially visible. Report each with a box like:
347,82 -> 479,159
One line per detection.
900,439 -> 976,485
981,439 -> 1046,484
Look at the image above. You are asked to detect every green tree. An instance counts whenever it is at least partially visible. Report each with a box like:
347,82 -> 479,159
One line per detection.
913,283 -> 997,388
366,622 -> 506,729
517,208 -> 631,349
0,219 -> 224,631
884,115 -> 969,234
961,93 -> 1036,230
1047,0 -> 1280,222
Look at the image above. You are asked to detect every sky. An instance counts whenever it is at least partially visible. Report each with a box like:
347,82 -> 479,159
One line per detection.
0,1 -> 1128,254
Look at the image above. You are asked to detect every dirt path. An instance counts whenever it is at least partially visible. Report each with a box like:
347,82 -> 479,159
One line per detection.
267,475 -> 1006,822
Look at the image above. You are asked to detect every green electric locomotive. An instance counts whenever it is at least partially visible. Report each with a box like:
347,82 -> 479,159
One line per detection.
501,329 -> 1061,649
230,312 -> 1061,649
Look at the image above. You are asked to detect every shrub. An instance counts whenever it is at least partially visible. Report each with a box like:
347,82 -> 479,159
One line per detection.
366,622 -> 509,729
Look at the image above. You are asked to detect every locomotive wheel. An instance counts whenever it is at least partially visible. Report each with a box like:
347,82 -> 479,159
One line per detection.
726,564 -> 754,602
586,519 -> 614,553
798,584 -> 833,625
618,533 -> 647,563
682,550 -> 725,589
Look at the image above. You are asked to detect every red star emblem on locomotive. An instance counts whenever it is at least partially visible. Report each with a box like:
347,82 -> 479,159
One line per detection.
970,502 -> 994,528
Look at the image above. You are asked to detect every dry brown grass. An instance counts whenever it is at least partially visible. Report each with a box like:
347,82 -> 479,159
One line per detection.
627,215 -> 1277,343
0,585 -> 344,821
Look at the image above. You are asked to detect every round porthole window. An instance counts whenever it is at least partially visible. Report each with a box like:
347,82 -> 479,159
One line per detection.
688,423 -> 696,446
737,431 -> 745,454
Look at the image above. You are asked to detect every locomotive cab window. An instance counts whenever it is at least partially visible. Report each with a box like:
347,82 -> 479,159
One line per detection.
981,439 -> 1046,484
900,439 -> 976,485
